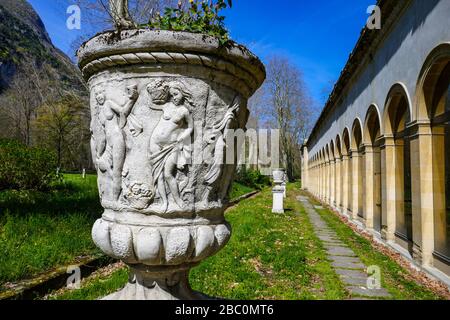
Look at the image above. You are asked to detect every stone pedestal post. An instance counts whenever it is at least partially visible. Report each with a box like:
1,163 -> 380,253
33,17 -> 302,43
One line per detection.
272,186 -> 285,214
77,30 -> 265,300
273,169 -> 285,213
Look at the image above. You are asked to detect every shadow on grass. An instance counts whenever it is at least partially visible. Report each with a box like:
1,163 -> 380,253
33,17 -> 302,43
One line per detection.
0,174 -> 103,285
0,174 -> 102,220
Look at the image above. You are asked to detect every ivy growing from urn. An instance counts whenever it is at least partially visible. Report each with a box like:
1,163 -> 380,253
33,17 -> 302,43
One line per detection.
145,0 -> 233,46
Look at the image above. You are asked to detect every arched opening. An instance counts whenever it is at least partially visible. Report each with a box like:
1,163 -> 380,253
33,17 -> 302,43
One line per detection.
325,145 -> 331,202
384,84 -> 413,250
364,105 -> 382,232
351,119 -> 364,219
319,150 -> 323,199
342,128 -> 352,215
335,135 -> 343,209
330,141 -> 336,206
416,44 -> 450,272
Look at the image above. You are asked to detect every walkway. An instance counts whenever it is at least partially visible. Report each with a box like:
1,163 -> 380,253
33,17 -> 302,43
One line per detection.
297,195 -> 391,299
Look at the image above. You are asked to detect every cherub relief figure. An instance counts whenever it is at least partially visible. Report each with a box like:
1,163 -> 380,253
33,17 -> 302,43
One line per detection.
109,0 -> 135,29
95,85 -> 139,202
147,80 -> 194,212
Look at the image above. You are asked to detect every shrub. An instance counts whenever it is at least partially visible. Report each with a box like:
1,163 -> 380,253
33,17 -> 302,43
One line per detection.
0,139 -> 58,190
146,0 -> 232,46
234,166 -> 271,190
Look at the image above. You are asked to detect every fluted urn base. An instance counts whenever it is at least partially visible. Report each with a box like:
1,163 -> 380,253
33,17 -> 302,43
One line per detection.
103,264 -> 208,300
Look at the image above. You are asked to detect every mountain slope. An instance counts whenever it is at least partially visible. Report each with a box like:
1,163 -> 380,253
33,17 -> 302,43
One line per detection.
0,0 -> 85,94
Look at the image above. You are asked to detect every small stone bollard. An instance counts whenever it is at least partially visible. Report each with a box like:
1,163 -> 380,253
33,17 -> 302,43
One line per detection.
82,168 -> 86,179
272,186 -> 285,214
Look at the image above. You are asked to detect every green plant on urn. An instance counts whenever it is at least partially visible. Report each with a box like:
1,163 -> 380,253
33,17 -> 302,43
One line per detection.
78,0 -> 265,299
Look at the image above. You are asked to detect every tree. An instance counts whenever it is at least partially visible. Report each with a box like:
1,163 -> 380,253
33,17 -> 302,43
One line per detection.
33,94 -> 89,169
0,60 -> 48,145
257,55 -> 314,181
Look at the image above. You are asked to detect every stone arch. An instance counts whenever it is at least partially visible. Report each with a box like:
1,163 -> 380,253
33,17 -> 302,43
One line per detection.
329,140 -> 337,206
414,43 -> 450,121
363,104 -> 382,146
324,144 -> 331,201
351,118 -> 364,218
383,83 -> 412,136
335,134 -> 343,158
383,83 -> 413,249
351,118 -> 364,151
342,128 -> 351,155
414,43 -> 450,271
330,140 -> 336,160
363,104 -> 382,232
335,134 -> 343,208
341,128 -> 352,213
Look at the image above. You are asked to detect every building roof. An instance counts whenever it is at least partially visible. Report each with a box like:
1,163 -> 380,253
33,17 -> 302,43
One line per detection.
305,0 -> 412,149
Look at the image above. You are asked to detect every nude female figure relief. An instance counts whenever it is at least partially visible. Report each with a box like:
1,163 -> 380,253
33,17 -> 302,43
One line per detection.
147,80 -> 195,213
94,84 -> 139,203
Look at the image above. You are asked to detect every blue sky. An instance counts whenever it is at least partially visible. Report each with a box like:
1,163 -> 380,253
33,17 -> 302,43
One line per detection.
28,0 -> 375,107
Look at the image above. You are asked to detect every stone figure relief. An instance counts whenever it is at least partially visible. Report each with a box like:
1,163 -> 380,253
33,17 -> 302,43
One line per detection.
147,80 -> 195,213
201,96 -> 240,206
109,0 -> 135,29
93,84 -> 139,203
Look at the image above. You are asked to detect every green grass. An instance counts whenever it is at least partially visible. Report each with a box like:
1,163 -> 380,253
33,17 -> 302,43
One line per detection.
0,174 -> 257,288
306,194 -> 442,300
49,267 -> 129,300
0,174 -> 102,285
51,182 -> 348,300
229,182 -> 255,200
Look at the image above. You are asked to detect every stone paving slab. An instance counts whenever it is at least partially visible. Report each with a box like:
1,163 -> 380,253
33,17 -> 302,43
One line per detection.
346,286 -> 391,298
298,195 -> 392,299
329,256 -> 363,264
321,241 -> 346,246
335,268 -> 368,279
325,246 -> 358,257
339,275 -> 368,286
331,260 -> 366,270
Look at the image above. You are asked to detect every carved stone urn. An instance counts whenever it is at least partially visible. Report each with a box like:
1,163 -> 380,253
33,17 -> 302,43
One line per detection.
272,169 -> 286,185
77,30 -> 265,300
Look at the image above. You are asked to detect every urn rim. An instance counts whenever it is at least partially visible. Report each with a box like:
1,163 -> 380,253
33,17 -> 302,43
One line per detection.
77,29 -> 266,96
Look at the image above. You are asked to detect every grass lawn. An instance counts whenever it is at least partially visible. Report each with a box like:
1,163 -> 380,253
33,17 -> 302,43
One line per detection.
49,183 -> 445,300
0,174 -> 257,289
0,174 -> 102,286
49,183 -> 348,300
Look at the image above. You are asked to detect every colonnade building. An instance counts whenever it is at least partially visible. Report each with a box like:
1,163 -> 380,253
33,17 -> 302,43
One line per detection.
301,0 -> 450,281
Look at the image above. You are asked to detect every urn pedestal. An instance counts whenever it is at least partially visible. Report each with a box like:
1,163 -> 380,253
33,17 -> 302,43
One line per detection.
272,169 -> 286,214
77,30 -> 265,300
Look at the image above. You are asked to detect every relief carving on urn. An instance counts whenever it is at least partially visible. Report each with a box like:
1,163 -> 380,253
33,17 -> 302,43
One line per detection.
79,28 -> 265,299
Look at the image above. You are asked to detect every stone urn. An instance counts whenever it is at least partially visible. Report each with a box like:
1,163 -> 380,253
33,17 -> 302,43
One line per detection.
77,30 -> 265,300
272,169 -> 286,185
